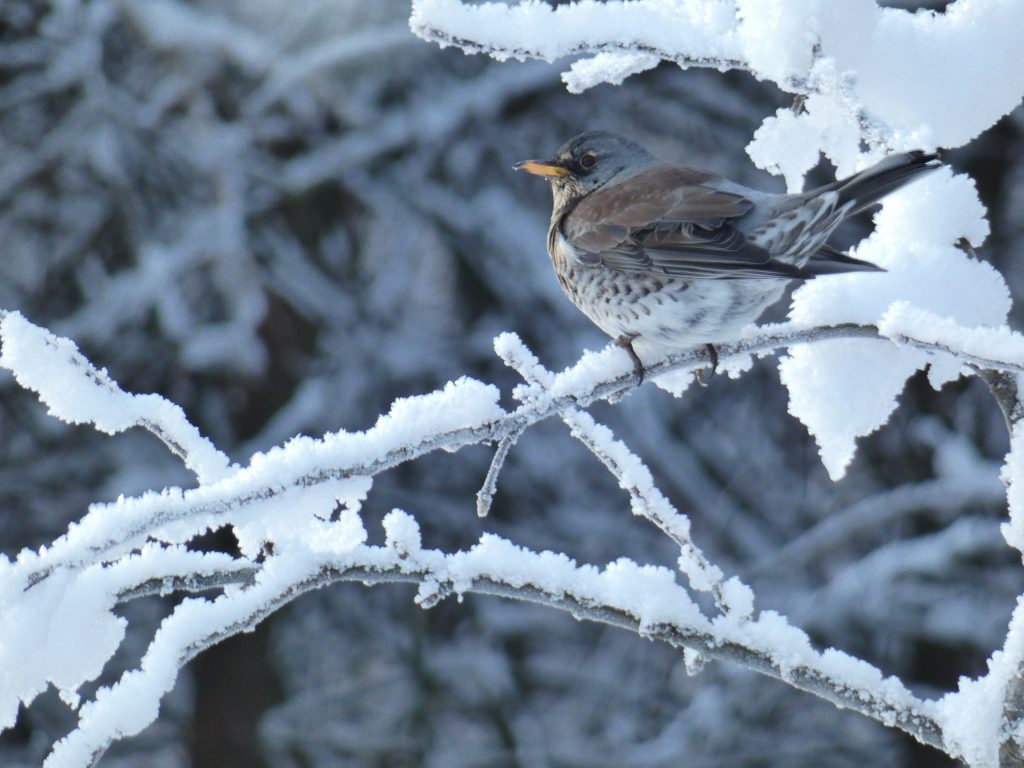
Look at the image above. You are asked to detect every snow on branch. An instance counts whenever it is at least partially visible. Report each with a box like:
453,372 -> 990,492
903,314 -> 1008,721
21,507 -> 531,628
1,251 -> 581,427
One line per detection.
9,314 -> 1023,590
113,520 -> 947,752
0,311 -> 234,484
2,310 -> 1024,765
410,0 -> 749,90
411,1 -> 1024,185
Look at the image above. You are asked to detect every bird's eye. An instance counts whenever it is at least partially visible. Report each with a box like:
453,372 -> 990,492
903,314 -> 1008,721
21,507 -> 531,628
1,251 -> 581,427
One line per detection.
579,152 -> 597,170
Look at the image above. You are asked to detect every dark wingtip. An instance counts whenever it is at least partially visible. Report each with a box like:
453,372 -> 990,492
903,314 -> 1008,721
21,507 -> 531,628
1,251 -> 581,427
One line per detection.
800,247 -> 886,276
908,149 -> 943,169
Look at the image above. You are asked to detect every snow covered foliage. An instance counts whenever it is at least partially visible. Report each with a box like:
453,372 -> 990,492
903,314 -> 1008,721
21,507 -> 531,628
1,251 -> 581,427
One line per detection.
1,0 -> 1024,766
412,0 -> 1019,480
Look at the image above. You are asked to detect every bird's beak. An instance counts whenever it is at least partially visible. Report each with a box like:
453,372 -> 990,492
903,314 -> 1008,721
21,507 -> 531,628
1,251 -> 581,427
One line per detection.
514,159 -> 570,177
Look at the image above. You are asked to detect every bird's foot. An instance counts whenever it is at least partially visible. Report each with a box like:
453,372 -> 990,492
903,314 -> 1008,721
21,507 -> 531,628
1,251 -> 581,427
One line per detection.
615,335 -> 645,385
695,343 -> 719,387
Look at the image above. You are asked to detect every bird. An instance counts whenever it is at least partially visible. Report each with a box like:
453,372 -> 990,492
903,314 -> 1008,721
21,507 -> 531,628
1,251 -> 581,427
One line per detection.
515,130 -> 941,383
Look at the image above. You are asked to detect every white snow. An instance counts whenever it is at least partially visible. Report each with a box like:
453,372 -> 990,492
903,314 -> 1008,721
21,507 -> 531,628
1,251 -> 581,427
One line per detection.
413,0 -> 1024,156
495,331 -> 740,612
1001,422 -> 1024,556
383,509 -> 423,557
880,303 -> 1024,373
410,0 -> 742,68
406,5 -> 1024,764
933,597 -> 1024,768
0,316 -> 513,766
562,51 -> 660,93
413,0 -> 1024,487
2,1 -> 1023,764
781,168 -> 1009,480
0,311 -> 234,484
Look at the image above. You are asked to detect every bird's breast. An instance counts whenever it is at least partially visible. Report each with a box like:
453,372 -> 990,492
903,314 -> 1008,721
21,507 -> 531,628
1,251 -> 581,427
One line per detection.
547,226 -> 581,293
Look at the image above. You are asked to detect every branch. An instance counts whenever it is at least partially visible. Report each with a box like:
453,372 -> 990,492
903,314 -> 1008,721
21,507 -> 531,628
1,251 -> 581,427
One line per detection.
416,24 -> 752,79
408,0 -> 752,72
8,315 -> 1020,766
101,538 -> 945,754
976,369 -> 1024,433
476,429 -> 522,517
408,0 -> 821,96
18,320 -> 1024,590
115,566 -> 260,603
0,311 -> 234,484
85,521 -> 945,761
332,562 -> 945,753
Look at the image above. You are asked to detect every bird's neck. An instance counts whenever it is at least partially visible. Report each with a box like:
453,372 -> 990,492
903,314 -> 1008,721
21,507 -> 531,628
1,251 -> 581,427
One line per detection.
549,183 -> 583,223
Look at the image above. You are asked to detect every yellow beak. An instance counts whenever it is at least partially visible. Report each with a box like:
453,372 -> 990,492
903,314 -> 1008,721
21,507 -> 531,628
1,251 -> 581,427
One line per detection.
514,159 -> 570,177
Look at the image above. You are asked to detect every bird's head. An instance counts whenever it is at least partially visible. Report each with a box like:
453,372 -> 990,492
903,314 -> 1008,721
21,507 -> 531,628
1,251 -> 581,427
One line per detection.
515,131 -> 657,207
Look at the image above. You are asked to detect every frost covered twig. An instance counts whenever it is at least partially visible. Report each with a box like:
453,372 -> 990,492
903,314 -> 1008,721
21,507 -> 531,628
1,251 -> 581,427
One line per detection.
476,430 -> 522,517
358,550 -> 940,754
977,369 -> 1024,434
493,332 -> 741,616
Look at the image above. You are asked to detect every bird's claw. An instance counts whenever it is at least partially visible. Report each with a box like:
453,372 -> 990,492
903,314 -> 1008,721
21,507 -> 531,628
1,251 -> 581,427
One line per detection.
695,343 -> 718,387
615,335 -> 645,385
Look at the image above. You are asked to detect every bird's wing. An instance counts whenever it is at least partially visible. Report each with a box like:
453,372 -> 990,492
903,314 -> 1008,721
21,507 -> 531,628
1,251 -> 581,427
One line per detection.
803,243 -> 884,275
561,165 -> 804,280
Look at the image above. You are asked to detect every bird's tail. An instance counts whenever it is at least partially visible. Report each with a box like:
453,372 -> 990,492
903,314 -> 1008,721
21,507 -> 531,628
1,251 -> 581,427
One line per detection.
819,150 -> 942,217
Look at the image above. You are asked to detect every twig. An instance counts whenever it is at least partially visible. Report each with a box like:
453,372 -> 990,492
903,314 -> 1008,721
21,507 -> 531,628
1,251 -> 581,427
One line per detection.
476,430 -> 523,517
115,567 -> 260,603
976,368 -> 1024,432
494,332 -> 739,615
949,235 -> 1024,765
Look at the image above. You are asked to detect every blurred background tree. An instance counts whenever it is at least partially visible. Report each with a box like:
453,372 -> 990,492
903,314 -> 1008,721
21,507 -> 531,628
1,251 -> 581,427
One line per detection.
0,0 -> 1020,765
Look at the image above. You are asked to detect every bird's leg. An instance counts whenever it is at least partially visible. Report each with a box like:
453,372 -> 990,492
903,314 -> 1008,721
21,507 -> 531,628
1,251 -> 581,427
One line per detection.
615,335 -> 645,385
695,343 -> 719,387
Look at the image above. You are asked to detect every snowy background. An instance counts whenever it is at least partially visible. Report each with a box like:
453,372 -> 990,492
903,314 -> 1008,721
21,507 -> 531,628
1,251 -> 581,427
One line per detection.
2,0 -> 1024,766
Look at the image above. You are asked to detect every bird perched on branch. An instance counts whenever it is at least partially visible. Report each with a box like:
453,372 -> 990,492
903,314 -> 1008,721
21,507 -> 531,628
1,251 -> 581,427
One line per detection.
516,131 -> 940,383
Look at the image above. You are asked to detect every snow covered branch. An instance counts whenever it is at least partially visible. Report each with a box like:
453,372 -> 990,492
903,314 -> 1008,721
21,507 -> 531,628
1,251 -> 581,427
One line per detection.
2,307 -> 1024,766
10,313 -> 1023,590
411,0 -> 1024,188
410,0 -> 752,92
115,533 -> 948,750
